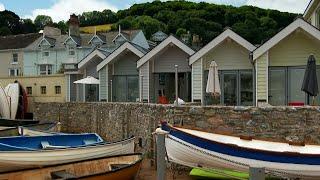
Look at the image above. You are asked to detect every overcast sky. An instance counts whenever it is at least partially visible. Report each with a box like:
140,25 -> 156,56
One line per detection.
0,0 -> 311,22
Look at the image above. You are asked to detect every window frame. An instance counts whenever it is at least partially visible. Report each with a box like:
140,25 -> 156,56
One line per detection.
55,86 -> 61,94
12,53 -> 18,64
40,86 -> 46,95
26,87 -> 32,95
39,64 -> 53,75
8,68 -> 19,76
42,51 -> 50,58
268,66 -> 308,106
68,47 -> 76,56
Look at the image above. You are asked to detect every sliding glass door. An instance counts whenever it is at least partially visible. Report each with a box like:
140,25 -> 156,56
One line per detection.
222,72 -> 237,106
113,75 -> 139,102
203,70 -> 253,106
269,68 -> 286,105
269,67 -> 308,106
288,68 -> 306,103
240,71 -> 254,106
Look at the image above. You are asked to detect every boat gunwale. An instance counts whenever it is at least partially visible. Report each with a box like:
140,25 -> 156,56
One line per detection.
163,122 -> 320,158
0,136 -> 135,153
75,153 -> 143,179
0,153 -> 143,175
172,124 -> 309,146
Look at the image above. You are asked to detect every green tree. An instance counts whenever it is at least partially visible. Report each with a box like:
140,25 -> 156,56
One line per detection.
21,19 -> 36,33
0,10 -> 22,34
34,15 -> 53,30
176,28 -> 187,37
0,26 -> 11,36
53,21 -> 68,33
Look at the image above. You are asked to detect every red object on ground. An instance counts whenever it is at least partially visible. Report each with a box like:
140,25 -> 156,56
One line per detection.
158,96 -> 169,104
288,102 -> 304,106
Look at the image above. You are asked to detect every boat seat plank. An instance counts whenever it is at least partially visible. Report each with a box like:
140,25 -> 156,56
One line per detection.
83,139 -> 96,145
51,170 -> 76,179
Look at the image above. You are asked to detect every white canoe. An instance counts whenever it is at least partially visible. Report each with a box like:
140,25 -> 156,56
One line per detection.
0,87 -> 10,119
0,137 -> 135,173
4,83 -> 19,119
161,123 -> 320,179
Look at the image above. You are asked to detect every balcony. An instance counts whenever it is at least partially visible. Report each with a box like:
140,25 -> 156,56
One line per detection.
63,63 -> 79,74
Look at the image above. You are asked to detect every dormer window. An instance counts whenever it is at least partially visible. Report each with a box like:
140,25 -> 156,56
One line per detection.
68,47 -> 75,56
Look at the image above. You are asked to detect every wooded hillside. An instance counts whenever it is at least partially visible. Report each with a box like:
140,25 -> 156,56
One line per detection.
0,1 -> 297,45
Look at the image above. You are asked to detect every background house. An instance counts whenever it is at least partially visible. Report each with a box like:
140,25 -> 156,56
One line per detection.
97,42 -> 148,102
0,74 -> 65,112
254,18 -> 320,106
0,33 -> 41,77
137,35 -> 195,103
67,24 -> 150,102
189,28 -> 256,106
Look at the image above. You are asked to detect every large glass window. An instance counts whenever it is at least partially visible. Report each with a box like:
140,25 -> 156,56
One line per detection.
288,68 -> 306,104
269,67 -> 308,106
269,69 -> 286,105
112,75 -> 139,102
240,72 -> 254,106
222,72 -> 237,106
203,70 -> 253,106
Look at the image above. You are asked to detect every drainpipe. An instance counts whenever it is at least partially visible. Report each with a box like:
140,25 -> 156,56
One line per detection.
110,80 -> 113,102
175,65 -> 179,107
140,75 -> 143,103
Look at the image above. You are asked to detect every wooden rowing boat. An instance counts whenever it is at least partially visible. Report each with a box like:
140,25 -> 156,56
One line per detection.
0,118 -> 39,127
0,153 -> 142,180
160,122 -> 320,179
0,122 -> 57,137
0,135 -> 134,173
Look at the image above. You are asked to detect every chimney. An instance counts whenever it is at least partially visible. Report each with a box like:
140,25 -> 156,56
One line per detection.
68,14 -> 80,37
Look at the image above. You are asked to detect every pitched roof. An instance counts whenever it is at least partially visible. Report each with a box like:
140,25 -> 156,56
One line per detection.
25,29 -> 142,50
0,33 -> 42,50
64,35 -> 82,46
97,42 -> 148,71
78,48 -> 110,69
253,18 -> 320,60
137,35 -> 195,68
189,28 -> 256,65
303,0 -> 320,19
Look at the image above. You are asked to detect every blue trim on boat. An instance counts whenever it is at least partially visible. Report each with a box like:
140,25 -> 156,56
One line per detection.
0,133 -> 103,151
162,123 -> 320,165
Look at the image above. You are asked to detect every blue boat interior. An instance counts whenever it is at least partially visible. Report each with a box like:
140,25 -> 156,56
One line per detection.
0,133 -> 103,151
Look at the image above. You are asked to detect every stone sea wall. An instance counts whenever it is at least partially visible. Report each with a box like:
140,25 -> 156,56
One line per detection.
34,103 -> 320,153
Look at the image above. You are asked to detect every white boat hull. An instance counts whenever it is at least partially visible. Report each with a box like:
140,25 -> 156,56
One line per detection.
0,137 -> 135,172
166,135 -> 320,179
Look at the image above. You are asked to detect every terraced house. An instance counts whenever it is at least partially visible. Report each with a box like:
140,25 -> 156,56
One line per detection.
0,33 -> 41,77
22,15 -> 149,102
252,0 -> 320,106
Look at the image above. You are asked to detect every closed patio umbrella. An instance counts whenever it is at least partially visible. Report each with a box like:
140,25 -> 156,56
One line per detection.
206,61 -> 221,97
301,55 -> 318,105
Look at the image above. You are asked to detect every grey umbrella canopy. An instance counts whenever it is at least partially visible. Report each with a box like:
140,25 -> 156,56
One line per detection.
301,55 -> 318,104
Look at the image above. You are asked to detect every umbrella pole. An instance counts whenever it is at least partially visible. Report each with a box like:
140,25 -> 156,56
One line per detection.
312,96 -> 315,106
